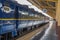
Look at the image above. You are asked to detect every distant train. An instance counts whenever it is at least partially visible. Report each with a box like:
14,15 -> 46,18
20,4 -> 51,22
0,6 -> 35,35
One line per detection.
0,0 -> 49,40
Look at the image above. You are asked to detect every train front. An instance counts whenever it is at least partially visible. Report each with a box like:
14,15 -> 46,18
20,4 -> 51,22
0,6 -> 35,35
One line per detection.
0,0 -> 17,37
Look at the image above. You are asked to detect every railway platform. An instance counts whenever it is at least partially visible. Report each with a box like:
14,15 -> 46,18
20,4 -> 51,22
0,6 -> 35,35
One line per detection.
16,20 -> 57,40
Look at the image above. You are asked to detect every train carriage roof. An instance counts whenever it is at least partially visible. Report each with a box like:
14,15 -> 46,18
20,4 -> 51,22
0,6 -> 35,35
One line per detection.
0,0 -> 52,18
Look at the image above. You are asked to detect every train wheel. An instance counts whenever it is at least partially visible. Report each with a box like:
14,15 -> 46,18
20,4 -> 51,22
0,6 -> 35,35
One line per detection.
36,25 -> 39,28
34,25 -> 36,28
0,35 -> 4,40
32,26 -> 35,30
18,30 -> 22,36
23,28 -> 27,32
27,27 -> 31,31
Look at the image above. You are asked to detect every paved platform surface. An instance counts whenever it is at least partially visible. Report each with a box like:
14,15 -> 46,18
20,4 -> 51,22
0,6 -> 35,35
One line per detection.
31,21 -> 57,40
57,27 -> 60,40
40,21 -> 57,40
56,22 -> 60,40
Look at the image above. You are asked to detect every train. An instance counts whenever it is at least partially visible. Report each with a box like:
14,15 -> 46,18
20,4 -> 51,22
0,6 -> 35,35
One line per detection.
0,0 -> 49,40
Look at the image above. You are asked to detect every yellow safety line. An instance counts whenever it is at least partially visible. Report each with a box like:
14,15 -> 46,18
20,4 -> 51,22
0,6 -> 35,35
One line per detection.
0,18 -> 41,20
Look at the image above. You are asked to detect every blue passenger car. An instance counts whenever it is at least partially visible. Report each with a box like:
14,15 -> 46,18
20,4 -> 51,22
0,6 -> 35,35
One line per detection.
0,0 -> 48,39
0,0 -> 34,37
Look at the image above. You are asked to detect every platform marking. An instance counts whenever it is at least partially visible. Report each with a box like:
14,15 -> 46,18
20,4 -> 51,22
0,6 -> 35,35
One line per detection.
40,21 -> 53,40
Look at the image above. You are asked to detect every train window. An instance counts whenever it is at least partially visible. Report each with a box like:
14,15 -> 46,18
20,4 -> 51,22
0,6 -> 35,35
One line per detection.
35,15 -> 38,17
19,11 -> 28,15
0,20 -> 3,25
29,14 -> 34,16
0,3 -> 2,8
